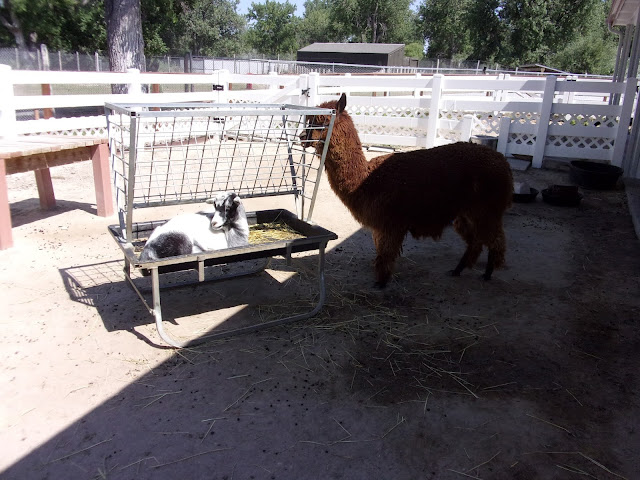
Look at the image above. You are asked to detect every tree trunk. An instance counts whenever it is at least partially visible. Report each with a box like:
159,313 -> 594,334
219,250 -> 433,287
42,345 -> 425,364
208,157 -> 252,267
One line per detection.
0,0 -> 28,50
104,0 -> 146,93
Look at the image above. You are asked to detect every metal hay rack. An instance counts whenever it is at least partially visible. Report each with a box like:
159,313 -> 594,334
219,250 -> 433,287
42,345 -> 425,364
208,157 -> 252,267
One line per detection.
105,102 -> 337,348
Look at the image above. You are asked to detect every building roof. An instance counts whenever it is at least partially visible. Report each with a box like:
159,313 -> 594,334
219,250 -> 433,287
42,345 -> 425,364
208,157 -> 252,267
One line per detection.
297,43 -> 405,55
609,0 -> 640,26
518,64 -> 568,74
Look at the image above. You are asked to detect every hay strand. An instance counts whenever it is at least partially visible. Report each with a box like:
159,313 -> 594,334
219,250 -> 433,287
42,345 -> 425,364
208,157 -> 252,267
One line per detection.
525,414 -> 571,434
224,378 -> 273,412
151,448 -> 231,469
48,438 -> 112,464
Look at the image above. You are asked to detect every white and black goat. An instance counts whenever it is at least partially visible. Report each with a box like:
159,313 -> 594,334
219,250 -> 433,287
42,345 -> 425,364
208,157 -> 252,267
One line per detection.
139,192 -> 250,262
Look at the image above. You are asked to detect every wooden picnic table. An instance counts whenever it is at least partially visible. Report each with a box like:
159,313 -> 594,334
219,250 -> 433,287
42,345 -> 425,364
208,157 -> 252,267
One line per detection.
0,135 -> 114,249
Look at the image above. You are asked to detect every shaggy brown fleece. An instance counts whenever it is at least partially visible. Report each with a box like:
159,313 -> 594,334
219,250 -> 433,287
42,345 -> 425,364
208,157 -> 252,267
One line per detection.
301,93 -> 513,286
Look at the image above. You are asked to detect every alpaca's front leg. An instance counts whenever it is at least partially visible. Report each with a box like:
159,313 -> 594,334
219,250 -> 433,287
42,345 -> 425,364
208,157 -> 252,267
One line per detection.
372,230 -> 404,287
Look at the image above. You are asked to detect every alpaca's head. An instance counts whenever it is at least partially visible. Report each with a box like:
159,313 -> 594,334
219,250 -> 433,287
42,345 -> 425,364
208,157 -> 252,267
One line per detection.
299,93 -> 346,151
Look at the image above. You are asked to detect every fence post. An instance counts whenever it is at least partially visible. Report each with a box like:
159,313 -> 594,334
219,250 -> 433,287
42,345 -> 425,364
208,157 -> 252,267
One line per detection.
40,44 -> 49,71
184,52 -> 193,92
460,114 -> 474,141
497,116 -> 511,156
126,68 -> 142,97
215,69 -> 229,103
95,52 -> 100,72
0,65 -> 17,139
532,75 -> 557,168
299,74 -> 308,106
425,74 -> 443,148
614,78 -> 637,169
308,72 -> 319,107
413,72 -> 421,97
269,70 -> 278,91
344,73 -> 351,99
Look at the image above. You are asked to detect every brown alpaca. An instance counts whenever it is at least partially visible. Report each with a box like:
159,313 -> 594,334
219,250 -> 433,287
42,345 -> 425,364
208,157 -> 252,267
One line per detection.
301,93 -> 513,287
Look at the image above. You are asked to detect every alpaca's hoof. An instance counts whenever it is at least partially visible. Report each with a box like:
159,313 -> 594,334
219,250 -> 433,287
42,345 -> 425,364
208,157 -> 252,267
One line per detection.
373,280 -> 388,289
449,269 -> 462,277
482,273 -> 492,281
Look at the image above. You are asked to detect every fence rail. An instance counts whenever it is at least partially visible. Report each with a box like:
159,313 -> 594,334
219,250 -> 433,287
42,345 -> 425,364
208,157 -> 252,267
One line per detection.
0,65 -> 637,178
1,46 -> 613,78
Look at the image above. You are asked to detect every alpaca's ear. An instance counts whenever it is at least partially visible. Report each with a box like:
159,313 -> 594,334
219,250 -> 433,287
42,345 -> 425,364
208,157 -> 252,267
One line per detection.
337,93 -> 347,114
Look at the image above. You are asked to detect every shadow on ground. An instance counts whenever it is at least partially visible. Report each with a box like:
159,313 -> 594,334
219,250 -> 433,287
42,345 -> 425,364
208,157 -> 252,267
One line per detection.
3,168 -> 640,480
9,198 -> 99,228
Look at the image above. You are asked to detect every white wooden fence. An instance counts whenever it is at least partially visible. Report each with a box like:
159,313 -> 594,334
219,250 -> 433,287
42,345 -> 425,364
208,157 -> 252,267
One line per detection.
1,64 -> 638,177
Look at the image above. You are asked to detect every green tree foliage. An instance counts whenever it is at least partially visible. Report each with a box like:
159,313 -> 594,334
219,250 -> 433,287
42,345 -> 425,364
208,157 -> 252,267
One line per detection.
405,41 -> 425,59
140,0 -> 178,56
0,0 -> 105,52
333,0 -> 417,44
466,0 -> 504,62
549,0 -> 617,74
177,0 -> 246,56
298,0 -> 345,46
418,0 -> 471,58
501,0 -> 550,64
246,0 -> 299,54
0,0 -> 618,76
417,0 -> 616,74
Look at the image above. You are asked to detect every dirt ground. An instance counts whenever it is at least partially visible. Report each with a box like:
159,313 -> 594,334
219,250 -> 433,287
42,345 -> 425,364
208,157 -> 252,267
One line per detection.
1,153 -> 639,480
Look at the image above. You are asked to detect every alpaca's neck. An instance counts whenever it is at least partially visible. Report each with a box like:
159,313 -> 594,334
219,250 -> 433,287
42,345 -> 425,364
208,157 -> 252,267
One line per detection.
324,124 -> 370,200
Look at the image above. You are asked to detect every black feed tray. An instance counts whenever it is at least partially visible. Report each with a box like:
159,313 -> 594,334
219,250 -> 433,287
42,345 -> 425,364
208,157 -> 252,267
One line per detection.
108,209 -> 338,274
542,185 -> 583,207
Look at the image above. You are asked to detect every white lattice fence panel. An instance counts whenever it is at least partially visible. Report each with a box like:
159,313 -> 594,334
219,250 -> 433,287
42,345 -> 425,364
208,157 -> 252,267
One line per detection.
347,104 -> 430,140
437,109 -> 540,143
437,110 -> 465,141
32,126 -> 108,137
471,112 -> 501,136
549,113 -> 618,128
544,109 -> 620,161
547,135 -> 614,150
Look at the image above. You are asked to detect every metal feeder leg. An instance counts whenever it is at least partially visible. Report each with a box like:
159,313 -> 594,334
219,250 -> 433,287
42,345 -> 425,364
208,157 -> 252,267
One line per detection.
182,243 -> 330,346
150,267 -> 189,348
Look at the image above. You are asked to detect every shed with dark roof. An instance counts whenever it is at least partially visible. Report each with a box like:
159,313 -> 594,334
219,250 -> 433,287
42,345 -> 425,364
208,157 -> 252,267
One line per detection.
296,43 -> 406,66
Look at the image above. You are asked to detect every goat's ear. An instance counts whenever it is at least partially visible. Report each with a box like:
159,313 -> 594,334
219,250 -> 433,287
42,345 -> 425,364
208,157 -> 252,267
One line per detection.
337,93 -> 347,114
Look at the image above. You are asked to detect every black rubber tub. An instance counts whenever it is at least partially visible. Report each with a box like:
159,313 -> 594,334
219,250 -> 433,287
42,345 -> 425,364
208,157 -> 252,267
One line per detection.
569,160 -> 623,190
470,135 -> 498,151
542,185 -> 583,207
513,187 -> 539,203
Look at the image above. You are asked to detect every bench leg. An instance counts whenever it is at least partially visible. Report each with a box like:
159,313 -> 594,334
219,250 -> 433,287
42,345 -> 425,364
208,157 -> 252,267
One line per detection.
34,167 -> 56,210
91,143 -> 114,217
0,160 -> 13,249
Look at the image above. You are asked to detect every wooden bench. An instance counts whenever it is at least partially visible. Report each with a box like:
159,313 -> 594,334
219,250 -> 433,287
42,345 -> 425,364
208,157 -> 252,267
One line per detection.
0,135 -> 114,249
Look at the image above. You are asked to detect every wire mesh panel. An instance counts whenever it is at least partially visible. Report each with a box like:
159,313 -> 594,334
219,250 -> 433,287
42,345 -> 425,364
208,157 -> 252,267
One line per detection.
105,102 -> 335,240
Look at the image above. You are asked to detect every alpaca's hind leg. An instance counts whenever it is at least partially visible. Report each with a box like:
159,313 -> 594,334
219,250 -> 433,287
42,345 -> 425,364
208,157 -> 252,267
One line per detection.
483,224 -> 506,280
451,243 -> 483,276
451,217 -> 483,277
372,229 -> 404,287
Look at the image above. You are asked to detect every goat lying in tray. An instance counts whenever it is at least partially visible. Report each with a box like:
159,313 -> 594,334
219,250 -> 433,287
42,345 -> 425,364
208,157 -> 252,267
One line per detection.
139,192 -> 250,261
